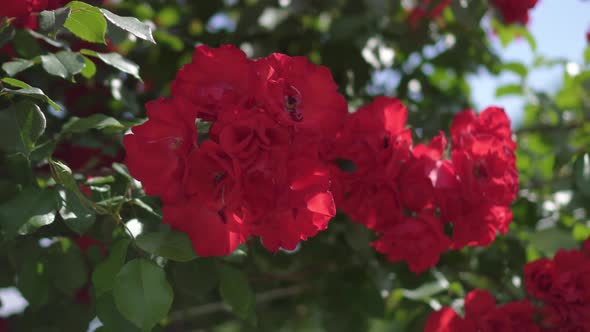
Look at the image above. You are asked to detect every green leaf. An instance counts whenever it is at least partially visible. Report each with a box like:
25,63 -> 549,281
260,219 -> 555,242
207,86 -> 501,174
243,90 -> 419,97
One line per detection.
59,189 -> 96,235
501,62 -> 528,78
172,259 -> 218,297
80,55 -> 96,78
0,25 -> 15,48
48,239 -> 88,295
62,114 -> 126,134
92,239 -> 130,296
574,153 -> 590,198
96,292 -> 141,332
17,257 -> 50,308
113,259 -> 174,331
0,187 -> 57,237
495,84 -> 523,97
2,59 -> 35,76
529,227 -> 578,256
217,263 -> 257,324
64,1 -> 107,43
136,231 -> 197,262
82,49 -> 141,79
0,100 -> 46,156
39,7 -> 72,33
100,9 -> 156,43
41,51 -> 86,80
1,79 -> 61,109
51,160 -> 77,191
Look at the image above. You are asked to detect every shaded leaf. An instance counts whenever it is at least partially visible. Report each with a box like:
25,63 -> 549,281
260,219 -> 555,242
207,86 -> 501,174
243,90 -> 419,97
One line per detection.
41,51 -> 86,79
0,187 -> 57,237
39,7 -> 72,33
113,259 -> 174,330
62,114 -> 126,134
217,263 -> 257,324
0,100 -> 46,156
59,189 -> 96,235
93,239 -> 130,296
136,231 -> 197,262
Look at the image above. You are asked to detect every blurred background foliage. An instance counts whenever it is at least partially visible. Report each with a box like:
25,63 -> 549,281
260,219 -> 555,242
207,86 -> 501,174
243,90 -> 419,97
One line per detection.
1,0 -> 590,331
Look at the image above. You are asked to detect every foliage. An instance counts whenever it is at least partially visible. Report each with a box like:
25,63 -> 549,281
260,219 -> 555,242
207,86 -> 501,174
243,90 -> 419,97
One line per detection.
0,0 -> 589,331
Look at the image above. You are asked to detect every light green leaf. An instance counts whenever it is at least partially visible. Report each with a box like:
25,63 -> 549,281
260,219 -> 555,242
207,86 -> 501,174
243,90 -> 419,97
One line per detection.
136,231 -> 197,262
82,49 -> 141,79
41,51 -> 86,79
529,227 -> 578,256
113,259 -> 174,331
2,59 -> 35,76
80,55 -> 96,78
1,78 -> 61,109
64,1 -> 107,43
574,153 -> 590,198
92,239 -> 130,296
501,62 -> 528,78
0,188 -> 57,238
217,263 -> 257,324
495,84 -> 523,97
100,9 -> 155,43
62,114 -> 126,134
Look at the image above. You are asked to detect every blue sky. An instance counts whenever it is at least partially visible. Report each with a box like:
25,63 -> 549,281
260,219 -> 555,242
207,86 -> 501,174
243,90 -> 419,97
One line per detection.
468,0 -> 590,127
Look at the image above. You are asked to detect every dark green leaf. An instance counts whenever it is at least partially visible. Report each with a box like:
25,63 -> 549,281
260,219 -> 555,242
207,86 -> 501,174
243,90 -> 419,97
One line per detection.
59,189 -> 96,235
217,263 -> 256,324
17,256 -> 50,308
0,187 -> 57,237
100,9 -> 156,43
0,100 -> 46,156
39,7 -> 72,33
136,231 -> 197,262
48,239 -> 88,295
64,1 -> 107,43
2,59 -> 35,76
1,78 -> 61,109
93,239 -> 130,296
40,51 -> 86,79
96,292 -> 141,332
113,258 -> 174,330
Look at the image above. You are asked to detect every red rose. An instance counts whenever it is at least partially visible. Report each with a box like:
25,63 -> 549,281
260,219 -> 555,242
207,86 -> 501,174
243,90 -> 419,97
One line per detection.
490,0 -> 538,25
424,307 -> 467,332
524,258 -> 556,302
254,53 -> 348,140
170,45 -> 257,121
425,290 -> 540,332
163,197 -> 245,257
372,213 -> 450,274
326,96 -> 411,231
583,237 -> 590,256
123,97 -> 197,203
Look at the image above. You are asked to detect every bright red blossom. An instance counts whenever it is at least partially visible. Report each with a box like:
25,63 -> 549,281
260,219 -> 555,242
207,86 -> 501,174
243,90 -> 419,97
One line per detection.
124,44 -> 518,269
490,0 -> 539,25
425,290 -> 539,332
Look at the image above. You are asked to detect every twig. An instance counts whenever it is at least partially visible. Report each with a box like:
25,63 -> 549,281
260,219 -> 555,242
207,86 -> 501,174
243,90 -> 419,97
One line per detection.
168,284 -> 309,322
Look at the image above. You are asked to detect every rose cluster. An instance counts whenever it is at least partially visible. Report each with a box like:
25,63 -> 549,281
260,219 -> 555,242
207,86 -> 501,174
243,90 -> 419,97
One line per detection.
425,289 -> 539,332
425,238 -> 590,331
327,100 -> 518,273
524,239 -> 590,330
124,45 -> 518,273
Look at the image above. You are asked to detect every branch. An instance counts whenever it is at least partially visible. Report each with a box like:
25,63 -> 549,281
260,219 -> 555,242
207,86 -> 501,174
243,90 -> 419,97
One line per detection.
167,284 -> 309,323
